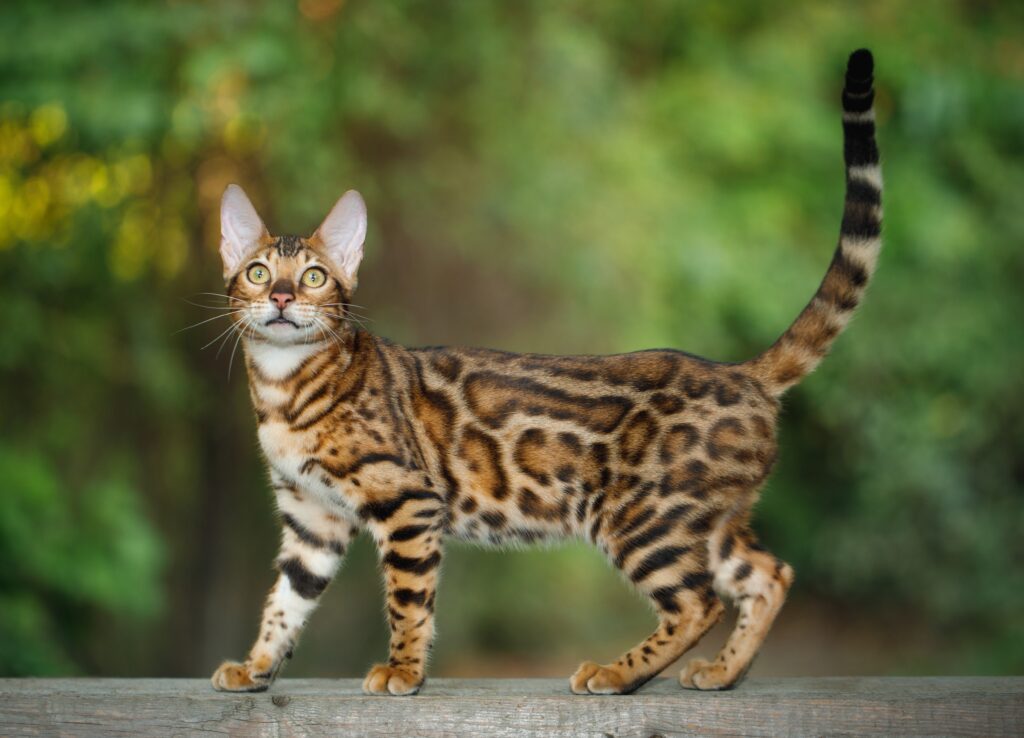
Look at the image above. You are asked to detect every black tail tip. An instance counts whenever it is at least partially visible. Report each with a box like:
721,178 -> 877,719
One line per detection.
846,48 -> 874,83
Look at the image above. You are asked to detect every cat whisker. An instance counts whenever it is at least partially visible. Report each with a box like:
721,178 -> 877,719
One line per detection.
190,291 -> 247,303
180,298 -> 243,311
316,323 -> 336,352
306,317 -> 321,348
319,320 -> 347,354
344,315 -> 371,331
309,316 -> 326,346
318,302 -> 373,316
203,316 -> 247,351
308,314 -> 342,353
313,321 -> 329,345
215,316 -> 249,357
316,308 -> 369,333
321,317 -> 346,348
319,301 -> 369,310
227,315 -> 253,379
321,304 -> 373,318
318,306 -> 369,328
175,311 -> 245,334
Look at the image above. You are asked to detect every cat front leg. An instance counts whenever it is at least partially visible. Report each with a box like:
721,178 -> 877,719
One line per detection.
360,487 -> 445,696
212,481 -> 355,692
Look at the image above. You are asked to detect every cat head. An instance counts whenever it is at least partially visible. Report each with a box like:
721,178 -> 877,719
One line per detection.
218,184 -> 367,346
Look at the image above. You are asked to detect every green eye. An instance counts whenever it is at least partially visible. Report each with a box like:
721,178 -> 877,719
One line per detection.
247,264 -> 270,285
302,267 -> 326,288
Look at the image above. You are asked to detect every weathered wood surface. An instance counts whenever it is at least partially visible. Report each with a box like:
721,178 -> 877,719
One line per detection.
1,677 -> 1021,737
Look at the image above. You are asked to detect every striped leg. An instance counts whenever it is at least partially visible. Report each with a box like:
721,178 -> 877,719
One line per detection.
571,511 -> 724,695
360,488 -> 445,696
571,586 -> 723,695
211,483 -> 355,692
680,527 -> 793,690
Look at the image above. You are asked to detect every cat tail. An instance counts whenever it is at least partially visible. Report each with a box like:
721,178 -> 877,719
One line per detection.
746,48 -> 882,397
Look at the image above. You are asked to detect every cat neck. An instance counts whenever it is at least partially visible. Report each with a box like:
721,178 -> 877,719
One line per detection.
244,338 -> 333,382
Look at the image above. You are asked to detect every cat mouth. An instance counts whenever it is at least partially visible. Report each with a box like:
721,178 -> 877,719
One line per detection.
265,317 -> 299,328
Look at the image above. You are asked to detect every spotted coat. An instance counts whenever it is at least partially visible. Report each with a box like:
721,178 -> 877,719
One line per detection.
211,50 -> 882,696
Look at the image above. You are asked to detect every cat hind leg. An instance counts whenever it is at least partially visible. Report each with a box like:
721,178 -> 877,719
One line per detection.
680,526 -> 793,690
570,532 -> 724,695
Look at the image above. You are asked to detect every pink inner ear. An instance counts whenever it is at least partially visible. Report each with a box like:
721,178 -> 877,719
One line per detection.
316,190 -> 367,280
219,237 -> 247,275
220,185 -> 268,273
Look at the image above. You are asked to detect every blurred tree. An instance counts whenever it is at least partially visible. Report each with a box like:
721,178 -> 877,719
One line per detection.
0,0 -> 1021,677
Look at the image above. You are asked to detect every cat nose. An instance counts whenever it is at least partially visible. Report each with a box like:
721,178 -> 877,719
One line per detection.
269,278 -> 295,310
270,292 -> 294,309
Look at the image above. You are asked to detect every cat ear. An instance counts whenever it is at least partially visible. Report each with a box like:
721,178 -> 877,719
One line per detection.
313,190 -> 367,284
220,184 -> 269,277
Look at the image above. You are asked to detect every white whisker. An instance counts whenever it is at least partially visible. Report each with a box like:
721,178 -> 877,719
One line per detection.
180,296 -> 244,310
175,311 -> 244,334
216,316 -> 249,358
191,292 -> 246,303
227,316 -> 252,379
319,303 -> 373,320
319,318 -> 347,353
204,318 -> 245,351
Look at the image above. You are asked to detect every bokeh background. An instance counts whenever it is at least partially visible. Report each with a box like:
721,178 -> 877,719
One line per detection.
1,0 -> 1022,680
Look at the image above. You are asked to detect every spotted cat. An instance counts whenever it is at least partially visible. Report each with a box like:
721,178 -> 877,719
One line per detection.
210,49 -> 881,695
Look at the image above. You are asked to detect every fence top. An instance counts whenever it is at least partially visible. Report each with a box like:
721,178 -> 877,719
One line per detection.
2,676 -> 1022,737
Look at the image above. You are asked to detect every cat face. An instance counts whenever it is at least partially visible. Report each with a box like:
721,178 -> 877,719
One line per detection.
218,185 -> 367,346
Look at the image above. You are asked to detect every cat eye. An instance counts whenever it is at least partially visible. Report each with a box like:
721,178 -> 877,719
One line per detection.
301,267 -> 327,288
246,264 -> 270,285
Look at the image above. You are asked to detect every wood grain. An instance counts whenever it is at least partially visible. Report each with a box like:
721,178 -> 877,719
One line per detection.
1,677 -> 1021,737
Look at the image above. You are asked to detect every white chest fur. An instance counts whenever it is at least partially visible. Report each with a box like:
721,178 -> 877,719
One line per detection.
257,420 -> 311,481
247,340 -> 324,383
258,419 -> 359,518
248,339 -> 359,518
246,340 -> 326,408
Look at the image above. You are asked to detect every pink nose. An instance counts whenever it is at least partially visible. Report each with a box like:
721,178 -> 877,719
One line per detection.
270,292 -> 294,310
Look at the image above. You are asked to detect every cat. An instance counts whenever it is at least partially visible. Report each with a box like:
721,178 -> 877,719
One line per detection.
210,49 -> 881,695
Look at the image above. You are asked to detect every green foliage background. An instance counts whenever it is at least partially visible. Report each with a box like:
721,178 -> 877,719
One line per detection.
0,0 -> 1021,677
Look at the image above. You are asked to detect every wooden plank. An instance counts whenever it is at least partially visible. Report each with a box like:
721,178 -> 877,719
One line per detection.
1,677 -> 1021,737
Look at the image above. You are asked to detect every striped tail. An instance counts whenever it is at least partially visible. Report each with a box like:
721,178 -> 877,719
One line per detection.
747,48 -> 883,396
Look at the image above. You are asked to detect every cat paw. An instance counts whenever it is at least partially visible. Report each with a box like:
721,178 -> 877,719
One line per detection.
679,658 -> 734,691
569,661 -> 629,695
362,664 -> 423,696
211,660 -> 271,693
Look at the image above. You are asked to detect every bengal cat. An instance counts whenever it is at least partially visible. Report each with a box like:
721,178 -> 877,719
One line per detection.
210,50 -> 881,695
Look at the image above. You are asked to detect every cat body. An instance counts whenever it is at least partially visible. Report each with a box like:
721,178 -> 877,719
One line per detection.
211,49 -> 881,695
